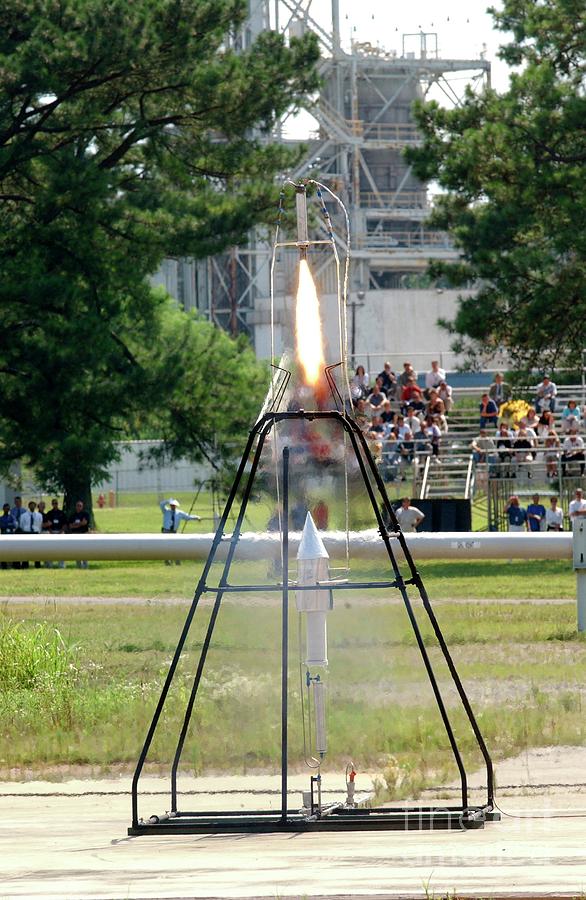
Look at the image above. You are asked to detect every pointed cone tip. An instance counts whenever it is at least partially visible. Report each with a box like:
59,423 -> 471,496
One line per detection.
297,511 -> 329,560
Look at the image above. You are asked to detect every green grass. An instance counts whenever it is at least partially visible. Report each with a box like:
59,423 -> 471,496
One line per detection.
1,597 -> 585,791
0,556 -> 576,599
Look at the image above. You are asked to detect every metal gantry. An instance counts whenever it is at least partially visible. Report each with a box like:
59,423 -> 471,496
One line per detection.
178,2 -> 490,346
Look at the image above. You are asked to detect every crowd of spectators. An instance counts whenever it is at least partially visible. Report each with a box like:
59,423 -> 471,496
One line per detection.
351,359 -> 453,481
0,496 -> 89,569
470,374 -> 586,481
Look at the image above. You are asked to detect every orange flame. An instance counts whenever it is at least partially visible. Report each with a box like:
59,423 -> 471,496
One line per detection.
295,259 -> 324,385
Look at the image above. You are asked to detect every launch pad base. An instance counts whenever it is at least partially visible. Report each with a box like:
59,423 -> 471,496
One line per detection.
129,805 -> 499,835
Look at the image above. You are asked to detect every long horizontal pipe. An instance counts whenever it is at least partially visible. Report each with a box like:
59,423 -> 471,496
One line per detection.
0,531 -> 572,561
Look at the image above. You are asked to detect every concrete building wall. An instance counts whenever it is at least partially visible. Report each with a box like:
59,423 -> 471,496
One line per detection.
254,286 -> 474,372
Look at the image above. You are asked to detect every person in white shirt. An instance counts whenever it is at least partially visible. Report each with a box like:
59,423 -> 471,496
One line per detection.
424,360 -> 446,398
21,500 -> 43,570
561,433 -> 585,476
545,496 -> 564,531
395,497 -> 425,532
534,375 -> 557,413
569,489 -> 586,530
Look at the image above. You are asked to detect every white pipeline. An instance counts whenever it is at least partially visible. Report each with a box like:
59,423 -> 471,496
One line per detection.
0,531 -> 572,562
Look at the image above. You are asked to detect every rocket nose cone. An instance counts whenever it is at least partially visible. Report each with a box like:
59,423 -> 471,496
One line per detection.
297,511 -> 329,560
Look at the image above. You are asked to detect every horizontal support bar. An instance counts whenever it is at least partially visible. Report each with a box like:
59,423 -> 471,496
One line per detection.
207,580 -> 403,593
0,531 -> 572,561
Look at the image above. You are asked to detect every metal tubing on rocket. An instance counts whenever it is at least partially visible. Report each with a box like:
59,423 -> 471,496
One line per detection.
295,185 -> 309,259
296,512 -> 332,667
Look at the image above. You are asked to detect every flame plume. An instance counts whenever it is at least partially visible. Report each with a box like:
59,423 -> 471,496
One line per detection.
295,260 -> 325,386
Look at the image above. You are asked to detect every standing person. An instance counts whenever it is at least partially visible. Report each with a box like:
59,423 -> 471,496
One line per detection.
160,498 -> 201,566
504,495 -> 527,531
488,373 -> 512,406
0,503 -> 16,570
526,494 -> 546,533
21,501 -> 43,569
10,496 -> 25,532
44,498 -> 67,568
569,488 -> 586,530
545,496 -> 564,531
395,497 -> 425,533
68,500 -> 91,569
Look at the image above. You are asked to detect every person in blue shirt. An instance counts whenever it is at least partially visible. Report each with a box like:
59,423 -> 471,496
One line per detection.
526,494 -> 546,532
504,495 -> 528,531
0,504 -> 16,570
160,498 -> 201,566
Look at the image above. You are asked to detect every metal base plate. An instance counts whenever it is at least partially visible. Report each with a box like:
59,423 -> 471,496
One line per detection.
129,805 -> 499,835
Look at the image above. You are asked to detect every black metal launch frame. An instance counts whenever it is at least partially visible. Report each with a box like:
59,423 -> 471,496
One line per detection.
129,410 -> 498,835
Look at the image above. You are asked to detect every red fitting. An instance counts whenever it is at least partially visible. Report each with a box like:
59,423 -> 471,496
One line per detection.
349,769 -> 356,782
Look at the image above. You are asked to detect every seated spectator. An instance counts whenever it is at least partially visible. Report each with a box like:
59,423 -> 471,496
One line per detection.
437,381 -> 453,413
401,376 -> 425,413
520,407 -> 540,432
526,493 -> 546,532
433,412 -> 448,435
377,361 -> 395,395
546,496 -> 564,531
405,406 -> 423,436
399,361 -> 418,388
471,429 -> 497,465
424,360 -> 446,399
562,432 -> 585,476
535,375 -> 557,413
489,372 -> 512,406
479,393 -> 499,429
423,415 -> 441,460
505,495 -> 527,531
394,414 -> 409,439
380,399 -> 395,424
398,428 -> 416,474
367,377 -> 387,411
385,372 -> 400,404
536,410 -> 556,438
544,430 -> 561,478
351,365 -> 370,400
496,423 -> 513,477
354,398 -> 370,431
426,390 -> 446,418
561,399 -> 582,433
368,414 -> 385,438
513,427 -> 536,474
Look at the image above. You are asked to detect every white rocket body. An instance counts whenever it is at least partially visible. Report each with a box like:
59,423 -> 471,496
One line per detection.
296,513 -> 332,667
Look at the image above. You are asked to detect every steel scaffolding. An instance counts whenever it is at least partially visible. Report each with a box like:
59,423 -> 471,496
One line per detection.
183,2 -> 490,344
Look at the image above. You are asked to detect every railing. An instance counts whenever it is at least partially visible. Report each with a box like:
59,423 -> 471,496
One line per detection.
464,456 -> 475,500
355,230 -> 454,250
419,455 -> 432,499
359,190 -> 428,209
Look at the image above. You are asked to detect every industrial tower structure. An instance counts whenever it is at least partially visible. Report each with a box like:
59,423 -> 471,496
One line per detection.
154,1 -> 490,362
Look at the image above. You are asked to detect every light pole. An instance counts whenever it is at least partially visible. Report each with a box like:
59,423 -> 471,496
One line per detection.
348,290 -> 365,365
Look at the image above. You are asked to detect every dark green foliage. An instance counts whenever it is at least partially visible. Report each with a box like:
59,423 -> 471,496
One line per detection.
0,0 -> 319,511
407,0 -> 586,373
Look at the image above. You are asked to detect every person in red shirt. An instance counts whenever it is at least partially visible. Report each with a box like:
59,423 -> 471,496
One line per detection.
401,376 -> 424,413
